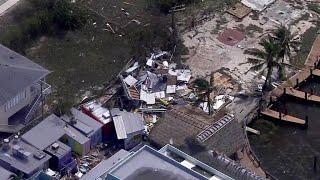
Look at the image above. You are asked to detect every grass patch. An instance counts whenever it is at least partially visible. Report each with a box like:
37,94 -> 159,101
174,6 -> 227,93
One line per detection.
175,0 -> 238,31
292,23 -> 320,67
0,0 -> 185,111
0,0 -> 88,53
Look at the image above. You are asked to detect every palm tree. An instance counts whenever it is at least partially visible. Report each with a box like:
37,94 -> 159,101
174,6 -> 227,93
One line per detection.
272,25 -> 299,63
245,35 -> 283,91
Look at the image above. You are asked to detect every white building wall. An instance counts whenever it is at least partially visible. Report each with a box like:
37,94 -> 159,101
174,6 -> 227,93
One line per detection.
0,86 -> 33,125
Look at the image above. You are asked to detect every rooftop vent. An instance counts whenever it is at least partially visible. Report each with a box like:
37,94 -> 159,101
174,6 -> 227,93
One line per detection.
34,151 -> 46,160
12,135 -> 19,144
51,143 -> 60,150
2,139 -> 10,151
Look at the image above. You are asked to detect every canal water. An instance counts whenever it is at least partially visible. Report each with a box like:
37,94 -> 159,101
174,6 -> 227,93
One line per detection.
249,77 -> 320,180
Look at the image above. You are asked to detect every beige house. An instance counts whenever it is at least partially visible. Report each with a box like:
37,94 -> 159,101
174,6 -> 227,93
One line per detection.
0,44 -> 50,133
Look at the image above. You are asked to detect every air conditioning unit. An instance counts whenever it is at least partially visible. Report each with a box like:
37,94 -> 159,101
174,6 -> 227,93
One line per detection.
51,143 -> 60,150
34,151 -> 46,160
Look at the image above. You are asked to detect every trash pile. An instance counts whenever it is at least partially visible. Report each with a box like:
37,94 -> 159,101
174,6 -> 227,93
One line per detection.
80,50 -> 238,136
117,50 -> 236,133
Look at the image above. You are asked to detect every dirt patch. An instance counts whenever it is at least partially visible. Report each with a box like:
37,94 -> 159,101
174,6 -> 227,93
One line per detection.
217,28 -> 245,46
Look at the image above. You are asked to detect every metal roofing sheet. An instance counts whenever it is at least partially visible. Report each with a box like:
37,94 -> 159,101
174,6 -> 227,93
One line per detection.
113,116 -> 128,139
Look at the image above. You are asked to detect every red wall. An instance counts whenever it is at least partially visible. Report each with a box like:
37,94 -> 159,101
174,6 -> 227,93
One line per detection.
81,106 -> 116,141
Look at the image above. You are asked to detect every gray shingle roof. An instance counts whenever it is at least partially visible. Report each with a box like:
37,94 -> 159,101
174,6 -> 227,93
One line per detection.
0,44 -> 50,105
149,106 -> 246,172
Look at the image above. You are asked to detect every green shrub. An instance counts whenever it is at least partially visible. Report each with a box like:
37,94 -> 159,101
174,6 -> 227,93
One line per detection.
1,0 -> 88,52
53,0 -> 88,30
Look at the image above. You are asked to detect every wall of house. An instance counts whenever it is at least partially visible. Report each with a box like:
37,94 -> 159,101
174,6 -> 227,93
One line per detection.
81,107 -> 116,142
60,135 -> 91,156
0,86 -> 33,125
90,129 -> 102,148
124,131 -> 143,150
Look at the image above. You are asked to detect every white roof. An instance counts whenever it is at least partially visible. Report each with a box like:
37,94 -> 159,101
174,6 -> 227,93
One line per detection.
125,62 -> 139,73
177,69 -> 192,82
140,89 -> 156,104
241,0 -> 275,11
154,91 -> 165,99
123,75 -> 138,87
166,85 -> 176,94
113,116 -> 128,139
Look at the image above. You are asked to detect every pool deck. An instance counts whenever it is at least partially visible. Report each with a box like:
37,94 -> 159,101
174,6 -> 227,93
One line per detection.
261,108 -> 306,125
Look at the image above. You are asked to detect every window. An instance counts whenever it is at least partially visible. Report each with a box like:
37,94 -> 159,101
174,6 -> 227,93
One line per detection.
4,90 -> 27,112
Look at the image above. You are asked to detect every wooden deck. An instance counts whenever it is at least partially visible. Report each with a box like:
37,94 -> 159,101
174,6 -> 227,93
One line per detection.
261,109 -> 305,125
312,69 -> 320,77
285,88 -> 320,103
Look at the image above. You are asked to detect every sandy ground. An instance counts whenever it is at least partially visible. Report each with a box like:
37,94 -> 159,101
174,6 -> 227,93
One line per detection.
181,0 -> 318,92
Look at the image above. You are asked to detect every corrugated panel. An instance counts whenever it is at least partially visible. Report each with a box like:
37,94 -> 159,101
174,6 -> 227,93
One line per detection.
113,116 -> 128,139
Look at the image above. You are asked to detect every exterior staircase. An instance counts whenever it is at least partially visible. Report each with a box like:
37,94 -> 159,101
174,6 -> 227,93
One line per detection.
23,94 -> 43,125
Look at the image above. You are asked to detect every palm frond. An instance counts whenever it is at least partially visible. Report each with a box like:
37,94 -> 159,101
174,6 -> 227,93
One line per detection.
244,48 -> 267,59
247,57 -> 265,64
248,63 -> 265,72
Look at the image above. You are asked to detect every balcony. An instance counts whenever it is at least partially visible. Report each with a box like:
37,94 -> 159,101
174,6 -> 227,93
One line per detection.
31,80 -> 52,97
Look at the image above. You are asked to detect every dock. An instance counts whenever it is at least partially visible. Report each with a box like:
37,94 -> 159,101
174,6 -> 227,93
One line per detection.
270,34 -> 320,100
284,88 -> 320,103
261,109 -> 305,125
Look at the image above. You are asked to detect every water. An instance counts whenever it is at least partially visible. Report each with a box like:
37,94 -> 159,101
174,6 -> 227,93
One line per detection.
249,79 -> 320,180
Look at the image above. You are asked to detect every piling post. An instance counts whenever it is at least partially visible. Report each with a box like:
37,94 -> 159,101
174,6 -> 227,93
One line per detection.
314,156 -> 318,172
283,88 -> 286,95
305,91 -> 308,100
296,78 -> 299,87
314,62 -> 317,69
311,88 -> 314,96
269,96 -> 273,103
279,112 -> 282,120
305,116 -> 309,129
310,69 -> 313,78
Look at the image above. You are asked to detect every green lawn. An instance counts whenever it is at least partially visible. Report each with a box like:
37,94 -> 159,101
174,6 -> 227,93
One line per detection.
0,0 -> 175,106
